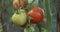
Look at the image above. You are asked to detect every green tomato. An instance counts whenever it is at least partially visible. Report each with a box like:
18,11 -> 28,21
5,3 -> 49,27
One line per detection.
12,9 -> 27,25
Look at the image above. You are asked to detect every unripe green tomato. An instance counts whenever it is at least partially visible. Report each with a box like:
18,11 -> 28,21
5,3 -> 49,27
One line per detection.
12,9 -> 27,26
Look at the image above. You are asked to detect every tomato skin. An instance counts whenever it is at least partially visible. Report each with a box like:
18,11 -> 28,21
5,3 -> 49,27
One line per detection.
28,7 -> 44,24
13,0 -> 19,8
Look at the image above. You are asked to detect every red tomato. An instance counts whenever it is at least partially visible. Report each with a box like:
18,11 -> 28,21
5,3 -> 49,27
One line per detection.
13,0 -> 19,8
28,7 -> 44,24
20,0 -> 26,8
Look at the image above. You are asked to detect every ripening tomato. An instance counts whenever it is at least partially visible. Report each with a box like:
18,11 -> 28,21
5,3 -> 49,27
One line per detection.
20,0 -> 27,8
13,0 -> 19,8
28,7 -> 44,24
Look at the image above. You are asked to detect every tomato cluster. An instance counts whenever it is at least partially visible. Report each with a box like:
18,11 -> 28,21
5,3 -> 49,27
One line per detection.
12,0 -> 44,27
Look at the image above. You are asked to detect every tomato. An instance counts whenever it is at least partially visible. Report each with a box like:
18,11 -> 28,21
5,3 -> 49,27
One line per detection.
28,7 -> 44,24
13,0 -> 19,8
20,0 -> 26,8
12,9 -> 27,26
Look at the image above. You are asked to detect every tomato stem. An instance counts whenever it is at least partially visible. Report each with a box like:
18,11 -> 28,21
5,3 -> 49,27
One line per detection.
43,0 -> 51,32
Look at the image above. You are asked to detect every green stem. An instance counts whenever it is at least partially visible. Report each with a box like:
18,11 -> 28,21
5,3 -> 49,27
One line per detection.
43,0 -> 51,32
